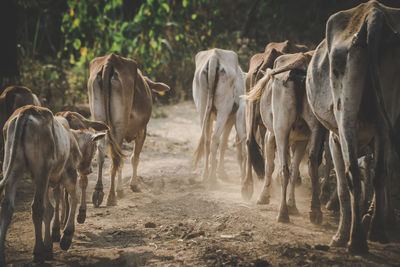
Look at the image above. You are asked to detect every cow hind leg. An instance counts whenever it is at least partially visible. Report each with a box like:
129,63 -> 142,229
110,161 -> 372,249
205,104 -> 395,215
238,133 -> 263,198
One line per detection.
52,185 -> 61,242
209,112 -> 230,187
275,129 -> 291,223
329,133 -> 351,248
60,178 -> 78,251
130,129 -> 146,193
288,141 -> 307,215
43,191 -> 54,260
257,131 -> 275,205
107,137 -> 124,206
32,173 -> 49,263
117,168 -> 124,198
308,127 -> 324,225
202,117 -> 213,182
320,138 -> 333,205
77,175 -> 88,224
217,116 -> 234,181
92,139 -> 105,207
340,133 -> 368,253
0,172 -> 20,265
368,136 -> 389,244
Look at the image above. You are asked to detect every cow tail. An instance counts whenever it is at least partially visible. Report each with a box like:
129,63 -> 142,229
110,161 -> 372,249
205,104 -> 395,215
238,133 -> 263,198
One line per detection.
102,60 -> 124,172
0,114 -> 26,194
247,101 -> 265,179
366,10 -> 400,157
194,57 -> 219,166
245,69 -> 273,101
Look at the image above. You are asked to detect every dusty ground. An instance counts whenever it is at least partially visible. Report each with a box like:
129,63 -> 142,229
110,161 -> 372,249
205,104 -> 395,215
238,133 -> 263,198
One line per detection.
5,102 -> 400,266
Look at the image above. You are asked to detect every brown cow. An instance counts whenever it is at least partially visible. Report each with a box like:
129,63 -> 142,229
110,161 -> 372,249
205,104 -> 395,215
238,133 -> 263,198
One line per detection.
0,106 -> 106,264
242,40 -> 308,201
0,86 -> 40,171
52,111 -> 110,232
88,53 -> 170,207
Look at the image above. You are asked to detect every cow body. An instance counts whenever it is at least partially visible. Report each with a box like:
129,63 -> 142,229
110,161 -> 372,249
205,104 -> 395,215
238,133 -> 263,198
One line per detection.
0,86 -> 40,172
246,52 -> 325,223
88,53 -> 169,207
193,48 -> 246,184
0,106 -> 105,264
242,41 -> 308,201
306,0 -> 400,253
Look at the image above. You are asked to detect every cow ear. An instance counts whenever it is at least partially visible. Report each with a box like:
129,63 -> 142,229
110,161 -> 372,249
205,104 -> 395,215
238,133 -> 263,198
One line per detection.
91,132 -> 106,143
88,121 -> 109,131
144,76 -> 170,93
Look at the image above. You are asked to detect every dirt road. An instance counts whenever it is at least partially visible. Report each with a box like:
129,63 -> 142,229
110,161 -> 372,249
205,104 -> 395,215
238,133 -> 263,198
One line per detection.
5,102 -> 400,266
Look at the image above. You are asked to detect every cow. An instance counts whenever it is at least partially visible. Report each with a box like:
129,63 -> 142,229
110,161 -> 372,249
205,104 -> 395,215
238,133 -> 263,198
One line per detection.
242,40 -> 309,201
0,86 -> 40,172
192,48 -> 247,185
88,53 -> 170,207
0,106 -> 106,264
54,111 -> 110,226
306,0 -> 400,253
245,51 -> 326,224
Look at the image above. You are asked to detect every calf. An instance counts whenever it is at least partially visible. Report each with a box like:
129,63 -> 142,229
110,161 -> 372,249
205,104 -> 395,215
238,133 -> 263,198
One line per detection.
0,106 -> 105,264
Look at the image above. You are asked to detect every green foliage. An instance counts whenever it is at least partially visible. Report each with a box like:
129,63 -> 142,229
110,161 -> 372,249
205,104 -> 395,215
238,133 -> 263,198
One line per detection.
59,0 -> 242,102
16,0 -> 396,109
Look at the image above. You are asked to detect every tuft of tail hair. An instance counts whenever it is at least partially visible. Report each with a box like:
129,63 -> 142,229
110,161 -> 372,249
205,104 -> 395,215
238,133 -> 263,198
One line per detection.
193,56 -> 219,166
248,131 -> 265,179
106,131 -> 125,173
244,69 -> 274,101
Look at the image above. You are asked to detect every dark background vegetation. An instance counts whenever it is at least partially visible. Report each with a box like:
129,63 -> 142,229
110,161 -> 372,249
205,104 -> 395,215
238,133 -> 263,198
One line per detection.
1,0 -> 400,111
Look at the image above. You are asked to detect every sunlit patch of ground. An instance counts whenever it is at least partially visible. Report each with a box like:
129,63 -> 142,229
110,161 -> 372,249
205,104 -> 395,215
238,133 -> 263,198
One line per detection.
5,102 -> 400,266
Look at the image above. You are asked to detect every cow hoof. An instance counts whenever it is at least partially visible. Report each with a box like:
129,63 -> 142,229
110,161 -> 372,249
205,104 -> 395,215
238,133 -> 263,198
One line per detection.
348,239 -> 369,255
369,224 -> 389,244
92,190 -> 104,208
77,208 -> 86,224
277,210 -> 290,223
33,252 -> 45,263
117,189 -> 124,198
130,184 -> 141,193
256,193 -> 270,205
52,228 -> 61,242
106,193 -> 117,206
241,182 -> 253,201
44,248 -> 54,260
60,236 -> 72,251
310,210 -> 323,225
288,205 -> 299,215
329,235 -> 348,247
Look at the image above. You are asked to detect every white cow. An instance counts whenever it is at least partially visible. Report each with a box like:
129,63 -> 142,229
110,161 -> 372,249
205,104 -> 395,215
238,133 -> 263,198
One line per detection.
193,48 -> 246,184
246,51 -> 326,224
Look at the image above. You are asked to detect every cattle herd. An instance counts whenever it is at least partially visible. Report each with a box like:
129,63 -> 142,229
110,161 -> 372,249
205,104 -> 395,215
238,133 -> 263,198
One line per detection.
0,0 -> 399,265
